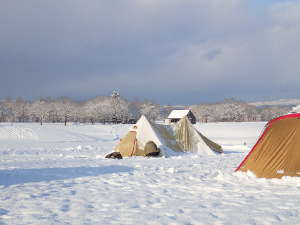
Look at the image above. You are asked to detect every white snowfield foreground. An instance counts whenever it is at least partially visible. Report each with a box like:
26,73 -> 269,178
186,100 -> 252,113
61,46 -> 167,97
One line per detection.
1,122 -> 300,225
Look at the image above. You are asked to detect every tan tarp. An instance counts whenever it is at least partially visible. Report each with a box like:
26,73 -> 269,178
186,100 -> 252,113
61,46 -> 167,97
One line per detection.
198,132 -> 223,154
153,123 -> 183,152
175,116 -> 223,154
237,116 -> 300,178
115,131 -> 145,157
175,117 -> 193,151
115,131 -> 137,157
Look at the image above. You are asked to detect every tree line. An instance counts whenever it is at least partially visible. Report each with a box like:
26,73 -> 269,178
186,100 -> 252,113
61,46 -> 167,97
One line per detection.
190,99 -> 291,122
0,96 -> 291,125
0,95 -> 161,125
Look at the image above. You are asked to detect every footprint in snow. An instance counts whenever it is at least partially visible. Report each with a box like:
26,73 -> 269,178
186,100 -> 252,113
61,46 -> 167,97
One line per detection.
60,204 -> 70,212
0,208 -> 9,216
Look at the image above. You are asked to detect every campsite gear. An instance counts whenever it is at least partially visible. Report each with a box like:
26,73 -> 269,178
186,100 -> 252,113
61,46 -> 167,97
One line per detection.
113,115 -> 222,157
235,113 -> 300,178
146,151 -> 161,157
105,152 -> 123,159
144,141 -> 160,156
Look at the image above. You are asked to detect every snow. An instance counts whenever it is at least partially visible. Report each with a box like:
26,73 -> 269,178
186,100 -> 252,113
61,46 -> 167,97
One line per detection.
291,104 -> 300,113
168,110 -> 190,119
1,122 -> 300,225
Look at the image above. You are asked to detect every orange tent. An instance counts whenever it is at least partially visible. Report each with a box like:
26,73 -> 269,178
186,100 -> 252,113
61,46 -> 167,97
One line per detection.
236,113 -> 300,178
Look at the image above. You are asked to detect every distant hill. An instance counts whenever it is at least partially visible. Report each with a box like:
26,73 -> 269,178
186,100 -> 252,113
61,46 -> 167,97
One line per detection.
249,99 -> 300,107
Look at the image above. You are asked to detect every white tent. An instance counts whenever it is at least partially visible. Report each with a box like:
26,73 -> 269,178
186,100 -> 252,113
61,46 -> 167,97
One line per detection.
135,115 -> 164,149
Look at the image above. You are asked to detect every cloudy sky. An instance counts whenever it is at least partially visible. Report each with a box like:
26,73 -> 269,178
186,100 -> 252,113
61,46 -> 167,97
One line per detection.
1,0 -> 300,104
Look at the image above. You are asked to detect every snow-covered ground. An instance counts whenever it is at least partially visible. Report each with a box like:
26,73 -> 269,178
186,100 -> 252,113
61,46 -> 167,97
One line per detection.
1,122 -> 300,225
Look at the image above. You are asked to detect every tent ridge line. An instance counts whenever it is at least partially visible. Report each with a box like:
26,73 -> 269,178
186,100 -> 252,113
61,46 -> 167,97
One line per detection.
235,125 -> 271,172
268,113 -> 300,126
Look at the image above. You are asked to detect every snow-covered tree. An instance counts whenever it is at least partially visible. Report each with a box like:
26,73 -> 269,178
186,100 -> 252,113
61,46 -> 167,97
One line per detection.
139,101 -> 160,121
54,98 -> 78,126
0,102 -> 12,122
13,97 -> 29,122
191,99 -> 260,122
30,99 -> 50,125
259,107 -> 289,121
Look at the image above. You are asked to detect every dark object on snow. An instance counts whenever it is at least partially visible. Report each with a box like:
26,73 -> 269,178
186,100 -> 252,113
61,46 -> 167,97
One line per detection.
146,148 -> 160,157
145,151 -> 161,157
105,152 -> 123,159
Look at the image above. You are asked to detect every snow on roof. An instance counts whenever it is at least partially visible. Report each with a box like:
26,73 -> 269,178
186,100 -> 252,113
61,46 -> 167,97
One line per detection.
168,110 -> 190,119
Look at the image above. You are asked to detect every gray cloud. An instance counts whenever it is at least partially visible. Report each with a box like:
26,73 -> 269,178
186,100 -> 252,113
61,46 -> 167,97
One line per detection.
0,0 -> 300,104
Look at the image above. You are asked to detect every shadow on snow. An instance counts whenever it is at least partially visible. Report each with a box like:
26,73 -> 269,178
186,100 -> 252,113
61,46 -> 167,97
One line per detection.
0,166 -> 133,187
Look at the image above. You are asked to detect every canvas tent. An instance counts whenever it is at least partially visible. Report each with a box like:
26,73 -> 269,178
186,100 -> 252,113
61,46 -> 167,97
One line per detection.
175,116 -> 223,154
235,113 -> 300,178
114,115 -> 181,157
114,115 -> 222,157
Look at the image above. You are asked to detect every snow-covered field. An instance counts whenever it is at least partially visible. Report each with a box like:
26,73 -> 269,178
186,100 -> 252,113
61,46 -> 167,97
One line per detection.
1,122 -> 300,225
